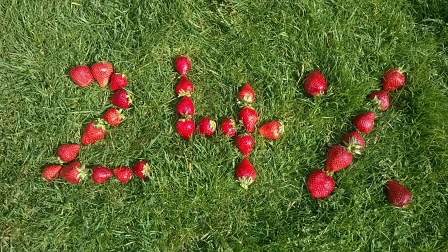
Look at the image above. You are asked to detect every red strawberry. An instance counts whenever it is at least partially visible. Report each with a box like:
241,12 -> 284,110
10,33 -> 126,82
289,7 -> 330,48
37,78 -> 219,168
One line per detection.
235,158 -> 256,189
102,108 -> 123,127
239,107 -> 258,133
324,145 -> 353,172
235,134 -> 255,156
91,61 -> 113,88
91,166 -> 113,183
369,90 -> 390,111
381,69 -> 405,93
341,131 -> 365,154
306,170 -> 335,199
176,96 -> 195,118
237,83 -> 255,106
81,121 -> 106,146
56,143 -> 81,163
174,56 -> 191,75
59,161 -> 88,184
175,76 -> 194,96
113,167 -> 133,183
258,121 -> 283,140
353,111 -> 375,134
70,65 -> 94,87
386,180 -> 412,207
110,89 -> 132,108
133,161 -> 151,179
197,117 -> 216,136
110,73 -> 128,92
304,70 -> 326,96
220,118 -> 237,137
176,118 -> 195,140
42,164 -> 62,181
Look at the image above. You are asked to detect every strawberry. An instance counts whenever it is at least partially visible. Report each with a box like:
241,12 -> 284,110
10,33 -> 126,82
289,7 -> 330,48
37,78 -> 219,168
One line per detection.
110,89 -> 132,108
56,143 -> 81,163
369,90 -> 390,111
42,164 -> 62,181
110,73 -> 128,92
91,166 -> 113,183
197,117 -> 216,136
386,180 -> 412,207
59,161 -> 88,184
220,118 -> 237,137
133,161 -> 151,179
239,107 -> 258,133
113,167 -> 133,183
81,121 -> 106,146
235,158 -> 256,189
304,70 -> 326,96
324,145 -> 353,172
175,76 -> 194,96
306,170 -> 335,199
381,69 -> 405,93
102,107 -> 123,127
235,134 -> 255,156
258,121 -> 283,140
237,83 -> 255,106
176,118 -> 195,140
174,56 -> 191,75
341,131 -> 365,154
91,61 -> 113,88
176,96 -> 195,118
353,111 -> 375,134
70,65 -> 94,88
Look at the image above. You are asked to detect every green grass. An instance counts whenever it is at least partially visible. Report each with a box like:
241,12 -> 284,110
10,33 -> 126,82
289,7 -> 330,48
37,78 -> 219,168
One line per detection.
1,0 -> 448,251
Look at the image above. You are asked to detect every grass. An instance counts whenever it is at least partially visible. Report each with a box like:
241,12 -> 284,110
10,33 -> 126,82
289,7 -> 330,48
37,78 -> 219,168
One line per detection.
1,0 -> 448,251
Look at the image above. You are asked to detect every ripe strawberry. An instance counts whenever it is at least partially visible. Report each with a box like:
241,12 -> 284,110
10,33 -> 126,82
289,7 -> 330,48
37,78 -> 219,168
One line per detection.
258,121 -> 283,140
42,164 -> 62,181
110,73 -> 128,92
113,167 -> 133,183
386,180 -> 412,207
133,161 -> 151,179
235,158 -> 256,189
102,108 -> 123,127
59,161 -> 87,184
382,69 -> 405,93
56,143 -> 81,163
239,107 -> 258,133
324,145 -> 353,172
70,65 -> 94,87
175,76 -> 194,96
220,118 -> 237,137
353,111 -> 375,134
91,61 -> 113,88
341,131 -> 365,154
197,117 -> 216,136
306,170 -> 335,199
237,83 -> 255,106
174,56 -> 191,75
81,121 -> 106,146
176,96 -> 195,118
110,89 -> 132,108
91,166 -> 113,183
369,90 -> 390,111
176,118 -> 195,140
235,134 -> 255,156
304,70 -> 326,96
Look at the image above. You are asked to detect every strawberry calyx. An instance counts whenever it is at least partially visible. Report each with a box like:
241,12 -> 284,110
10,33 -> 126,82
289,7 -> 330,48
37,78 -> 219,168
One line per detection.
77,164 -> 89,181
238,176 -> 254,190
343,137 -> 362,155
141,163 -> 152,177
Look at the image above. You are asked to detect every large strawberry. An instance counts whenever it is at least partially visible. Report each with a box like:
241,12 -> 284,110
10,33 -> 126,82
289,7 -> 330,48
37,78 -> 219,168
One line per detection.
176,118 -> 195,140
197,117 -> 216,136
91,61 -> 113,88
174,56 -> 191,75
237,83 -> 255,106
386,180 -> 412,207
70,65 -> 94,88
91,166 -> 113,183
81,121 -> 106,146
369,90 -> 390,111
113,167 -> 133,183
341,131 -> 365,154
220,118 -> 237,137
235,134 -> 255,156
235,158 -> 256,189
353,111 -> 375,134
102,108 -> 123,127
306,170 -> 335,199
175,76 -> 194,97
57,143 -> 81,163
110,73 -> 128,92
381,69 -> 405,93
60,161 -> 88,184
304,70 -> 326,96
110,89 -> 132,108
239,107 -> 258,133
258,121 -> 283,140
133,161 -> 151,179
176,96 -> 195,118
324,145 -> 353,172
42,164 -> 62,181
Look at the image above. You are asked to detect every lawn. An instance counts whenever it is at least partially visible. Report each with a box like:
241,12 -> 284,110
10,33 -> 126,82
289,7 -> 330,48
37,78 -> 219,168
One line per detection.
1,0 -> 448,251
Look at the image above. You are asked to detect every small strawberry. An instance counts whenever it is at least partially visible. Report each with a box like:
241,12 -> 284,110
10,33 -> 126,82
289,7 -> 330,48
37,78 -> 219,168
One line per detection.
42,164 -> 62,181
235,158 -> 256,189
70,65 -> 94,87
324,145 -> 353,173
176,118 -> 195,140
133,161 -> 151,179
110,89 -> 132,108
386,180 -> 412,208
113,167 -> 133,183
81,121 -> 106,146
220,118 -> 237,137
341,131 -> 365,154
110,73 -> 128,92
353,111 -> 375,134
174,56 -> 191,75
197,117 -> 216,136
237,83 -> 255,106
369,90 -> 390,111
235,134 -> 255,156
56,143 -> 81,163
91,61 -> 113,88
258,121 -> 283,140
91,166 -> 113,183
239,107 -> 258,133
304,70 -> 326,96
59,161 -> 88,184
175,76 -> 194,96
176,96 -> 195,118
382,69 -> 405,93
102,108 -> 123,127
306,170 -> 335,199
